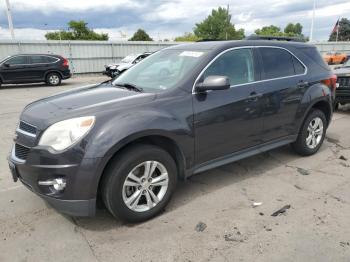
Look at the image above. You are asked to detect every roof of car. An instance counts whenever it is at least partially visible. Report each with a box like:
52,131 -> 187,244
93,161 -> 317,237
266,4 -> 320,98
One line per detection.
9,54 -> 61,57
167,40 -> 313,51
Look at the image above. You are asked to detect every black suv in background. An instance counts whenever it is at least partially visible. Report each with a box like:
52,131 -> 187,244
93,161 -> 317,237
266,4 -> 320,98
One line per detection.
0,54 -> 71,87
334,59 -> 350,109
8,40 -> 335,223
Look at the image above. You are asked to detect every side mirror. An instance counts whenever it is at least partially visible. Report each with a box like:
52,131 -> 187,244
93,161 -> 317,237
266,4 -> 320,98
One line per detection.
195,75 -> 230,93
3,63 -> 10,68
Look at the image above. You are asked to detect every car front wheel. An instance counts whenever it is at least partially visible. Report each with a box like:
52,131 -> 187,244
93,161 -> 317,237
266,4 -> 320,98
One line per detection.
46,73 -> 62,86
292,109 -> 327,156
101,144 -> 177,223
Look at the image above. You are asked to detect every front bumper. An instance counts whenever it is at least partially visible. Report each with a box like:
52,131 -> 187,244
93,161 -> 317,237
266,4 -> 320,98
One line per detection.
8,147 -> 102,217
335,76 -> 350,104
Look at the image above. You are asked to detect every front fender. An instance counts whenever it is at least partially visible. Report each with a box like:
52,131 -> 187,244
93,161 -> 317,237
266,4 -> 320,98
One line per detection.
85,108 -> 193,160
82,107 -> 194,198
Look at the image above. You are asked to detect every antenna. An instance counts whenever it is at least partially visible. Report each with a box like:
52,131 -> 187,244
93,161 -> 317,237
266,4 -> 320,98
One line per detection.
5,0 -> 15,40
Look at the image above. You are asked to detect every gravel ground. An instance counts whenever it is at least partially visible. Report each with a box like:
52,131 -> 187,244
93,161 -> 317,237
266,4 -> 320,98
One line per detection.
0,76 -> 350,262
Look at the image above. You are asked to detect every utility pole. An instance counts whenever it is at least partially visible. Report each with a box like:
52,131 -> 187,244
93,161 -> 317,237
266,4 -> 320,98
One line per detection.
226,4 -> 230,40
5,0 -> 15,40
309,0 -> 316,42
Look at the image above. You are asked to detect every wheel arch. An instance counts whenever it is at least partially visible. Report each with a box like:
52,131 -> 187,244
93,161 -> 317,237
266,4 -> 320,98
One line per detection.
297,98 -> 332,135
95,134 -> 187,199
44,70 -> 63,80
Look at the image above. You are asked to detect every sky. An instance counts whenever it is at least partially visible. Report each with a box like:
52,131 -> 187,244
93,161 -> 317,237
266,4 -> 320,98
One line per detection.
0,0 -> 349,41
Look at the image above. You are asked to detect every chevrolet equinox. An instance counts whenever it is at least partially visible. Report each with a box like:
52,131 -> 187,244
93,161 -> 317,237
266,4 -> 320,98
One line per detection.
8,40 -> 335,222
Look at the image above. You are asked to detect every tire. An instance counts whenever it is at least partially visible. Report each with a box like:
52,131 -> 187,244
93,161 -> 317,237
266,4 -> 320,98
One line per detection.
101,144 -> 178,223
292,109 -> 327,156
46,72 -> 61,86
334,103 -> 339,111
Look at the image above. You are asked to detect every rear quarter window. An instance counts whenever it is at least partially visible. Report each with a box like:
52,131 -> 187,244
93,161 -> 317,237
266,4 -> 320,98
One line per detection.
298,47 -> 330,71
45,56 -> 59,63
292,56 -> 306,75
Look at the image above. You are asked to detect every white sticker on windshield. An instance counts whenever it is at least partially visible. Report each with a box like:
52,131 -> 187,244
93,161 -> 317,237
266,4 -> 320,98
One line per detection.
179,51 -> 204,58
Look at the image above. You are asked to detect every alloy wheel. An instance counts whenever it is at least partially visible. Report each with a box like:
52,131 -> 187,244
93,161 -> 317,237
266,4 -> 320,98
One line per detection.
122,161 -> 169,212
306,117 -> 324,149
49,75 -> 60,85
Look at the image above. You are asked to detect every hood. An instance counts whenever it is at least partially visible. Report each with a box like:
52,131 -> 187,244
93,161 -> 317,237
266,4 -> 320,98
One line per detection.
106,61 -> 131,69
334,67 -> 350,76
117,63 -> 133,71
21,83 -> 156,129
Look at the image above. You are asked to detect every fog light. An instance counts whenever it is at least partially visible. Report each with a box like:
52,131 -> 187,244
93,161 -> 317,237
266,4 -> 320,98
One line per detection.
38,178 -> 66,191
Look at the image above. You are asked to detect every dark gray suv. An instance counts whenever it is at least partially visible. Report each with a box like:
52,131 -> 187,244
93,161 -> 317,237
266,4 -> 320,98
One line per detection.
8,40 -> 335,222
0,54 -> 71,87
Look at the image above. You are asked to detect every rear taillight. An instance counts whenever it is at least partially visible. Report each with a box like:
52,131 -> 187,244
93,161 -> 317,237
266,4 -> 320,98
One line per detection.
322,74 -> 337,90
62,58 -> 69,67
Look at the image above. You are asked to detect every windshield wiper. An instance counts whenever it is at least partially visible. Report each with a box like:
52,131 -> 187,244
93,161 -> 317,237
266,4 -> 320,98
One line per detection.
114,83 -> 144,92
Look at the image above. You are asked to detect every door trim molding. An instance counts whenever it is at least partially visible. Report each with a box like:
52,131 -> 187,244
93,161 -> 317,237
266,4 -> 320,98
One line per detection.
192,135 -> 297,175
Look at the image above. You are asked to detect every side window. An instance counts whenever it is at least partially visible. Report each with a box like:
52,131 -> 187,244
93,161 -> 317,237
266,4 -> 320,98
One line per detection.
30,56 -> 46,64
202,48 -> 254,86
292,56 -> 305,75
46,56 -> 58,63
260,48 -> 295,79
6,56 -> 27,65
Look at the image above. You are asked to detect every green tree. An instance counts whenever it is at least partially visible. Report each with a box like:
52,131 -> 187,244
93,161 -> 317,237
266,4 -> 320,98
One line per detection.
329,18 -> 350,41
193,7 -> 245,40
45,20 -> 108,40
174,32 -> 200,42
129,29 -> 153,41
255,25 -> 284,36
284,23 -> 303,36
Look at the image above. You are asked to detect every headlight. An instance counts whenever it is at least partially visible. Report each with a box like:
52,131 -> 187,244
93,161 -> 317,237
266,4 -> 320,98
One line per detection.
39,116 -> 95,151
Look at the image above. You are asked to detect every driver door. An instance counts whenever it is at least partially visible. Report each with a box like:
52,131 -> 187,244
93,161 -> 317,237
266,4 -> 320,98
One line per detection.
193,48 -> 263,165
1,55 -> 31,82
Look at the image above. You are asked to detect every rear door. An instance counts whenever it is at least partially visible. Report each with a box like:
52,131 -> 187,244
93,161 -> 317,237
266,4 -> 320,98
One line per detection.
193,48 -> 263,165
26,55 -> 51,80
1,55 -> 29,82
254,47 -> 307,142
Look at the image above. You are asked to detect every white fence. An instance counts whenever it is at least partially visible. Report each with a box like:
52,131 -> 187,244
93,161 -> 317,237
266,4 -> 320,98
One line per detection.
0,40 -> 349,74
312,41 -> 350,55
0,40 -> 176,74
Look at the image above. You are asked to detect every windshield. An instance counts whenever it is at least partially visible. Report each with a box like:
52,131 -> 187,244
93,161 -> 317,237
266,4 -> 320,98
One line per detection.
112,49 -> 207,92
121,55 -> 137,63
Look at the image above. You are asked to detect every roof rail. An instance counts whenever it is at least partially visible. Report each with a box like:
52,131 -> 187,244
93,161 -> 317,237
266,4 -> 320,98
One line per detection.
245,34 -> 306,42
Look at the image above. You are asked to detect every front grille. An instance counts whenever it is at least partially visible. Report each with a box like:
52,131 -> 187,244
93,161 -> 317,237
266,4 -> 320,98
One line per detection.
15,143 -> 30,161
337,77 -> 350,89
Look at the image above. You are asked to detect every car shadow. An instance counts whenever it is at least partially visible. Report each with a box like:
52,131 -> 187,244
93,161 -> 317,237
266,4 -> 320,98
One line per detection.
68,145 -> 305,231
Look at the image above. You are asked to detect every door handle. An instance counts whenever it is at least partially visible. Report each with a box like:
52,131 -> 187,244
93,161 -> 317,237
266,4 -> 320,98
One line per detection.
297,81 -> 309,89
246,92 -> 262,102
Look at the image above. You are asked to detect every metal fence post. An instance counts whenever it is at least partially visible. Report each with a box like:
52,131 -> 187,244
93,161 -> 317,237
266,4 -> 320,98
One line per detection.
68,41 -> 75,75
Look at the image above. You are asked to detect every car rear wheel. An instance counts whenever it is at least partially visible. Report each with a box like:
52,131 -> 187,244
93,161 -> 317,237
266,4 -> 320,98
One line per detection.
46,73 -> 62,86
101,144 -> 177,223
292,109 -> 327,156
